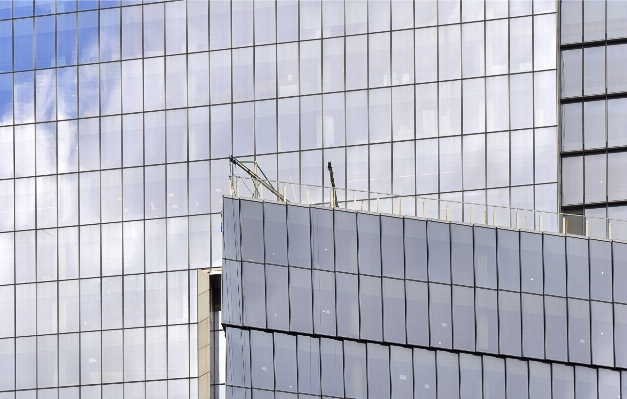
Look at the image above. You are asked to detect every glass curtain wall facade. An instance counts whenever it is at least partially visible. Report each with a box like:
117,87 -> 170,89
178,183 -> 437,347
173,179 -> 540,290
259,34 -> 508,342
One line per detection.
560,0 -> 627,221
222,196 -> 627,398
0,0 -> 563,399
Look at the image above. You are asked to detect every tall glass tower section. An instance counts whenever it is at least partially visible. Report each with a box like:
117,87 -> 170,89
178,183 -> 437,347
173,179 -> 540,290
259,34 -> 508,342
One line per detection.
560,0 -> 627,234
0,0 -> 560,398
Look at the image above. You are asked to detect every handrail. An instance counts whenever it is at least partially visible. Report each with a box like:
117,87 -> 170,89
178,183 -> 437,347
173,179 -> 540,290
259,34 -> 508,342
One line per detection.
229,173 -> 627,242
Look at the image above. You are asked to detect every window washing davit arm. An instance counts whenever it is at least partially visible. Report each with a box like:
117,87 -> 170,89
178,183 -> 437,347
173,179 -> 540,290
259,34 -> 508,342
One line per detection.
229,155 -> 288,202
327,161 -> 339,208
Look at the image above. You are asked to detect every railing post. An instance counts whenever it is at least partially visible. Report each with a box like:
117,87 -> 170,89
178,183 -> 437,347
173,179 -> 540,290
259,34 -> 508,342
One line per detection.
609,222 -> 612,240
307,189 -> 310,205
445,205 -> 449,221
516,212 -> 519,229
585,220 -> 589,237
377,197 -> 380,213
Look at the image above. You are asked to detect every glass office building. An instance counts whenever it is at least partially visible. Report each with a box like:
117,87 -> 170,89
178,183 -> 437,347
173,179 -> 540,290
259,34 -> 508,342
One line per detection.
560,0 -> 627,222
0,0 -> 618,397
222,196 -> 627,398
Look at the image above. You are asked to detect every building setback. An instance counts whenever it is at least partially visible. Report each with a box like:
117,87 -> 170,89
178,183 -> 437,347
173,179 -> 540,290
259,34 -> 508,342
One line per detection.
0,0 -> 624,398
218,196 -> 627,398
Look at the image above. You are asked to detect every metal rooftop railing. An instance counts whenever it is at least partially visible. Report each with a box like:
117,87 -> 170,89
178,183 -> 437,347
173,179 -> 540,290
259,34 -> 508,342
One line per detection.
229,174 -> 627,242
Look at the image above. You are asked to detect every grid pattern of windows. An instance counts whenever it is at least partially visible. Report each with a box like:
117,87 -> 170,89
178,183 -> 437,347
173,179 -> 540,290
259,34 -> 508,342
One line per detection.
0,0 -> 560,226
225,327 -> 627,399
222,197 -> 627,398
560,0 -> 627,219
0,0 -> 563,398
224,198 -> 627,366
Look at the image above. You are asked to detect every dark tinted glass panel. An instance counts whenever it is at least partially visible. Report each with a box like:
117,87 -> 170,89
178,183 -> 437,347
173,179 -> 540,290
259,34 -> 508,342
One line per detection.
552,364 -> 574,399
460,354 -> 482,399
226,328 -> 250,388
311,208 -> 334,271
476,288 -> 498,354
591,301 -> 613,367
390,346 -> 412,399
475,227 -> 497,288
521,232 -> 543,294
584,0 -> 605,41
312,270 -> 336,336
383,278 -> 406,344
264,203 -> 287,266
287,205 -> 311,268
618,304 -> 627,367
561,49 -> 582,98
562,102 -> 583,151
320,339 -> 343,397
223,198 -> 241,261
414,349 -> 436,399
334,211 -> 357,273
250,331 -> 274,390
483,357 -> 505,399
289,267 -> 313,333
274,333 -> 297,392
607,44 -> 627,92
367,344 -> 390,399
576,367 -> 598,399
545,296 -> 568,361
240,201 -> 264,263
429,283 -> 452,348
359,275 -> 382,341
297,336 -> 321,395
405,218 -> 428,281
406,280 -> 429,346
561,0 -> 582,43
381,216 -> 404,278
222,260 -> 242,326
614,243 -> 627,304
506,359 -> 528,399
584,46 -> 605,96
344,341 -> 367,399
544,234 -> 566,297
451,224 -> 473,286
568,299 -> 591,364
453,285 -> 475,351
436,351 -> 459,399
529,362 -> 551,399
357,213 -> 381,275
266,265 -> 289,330
242,262 -> 266,328
252,389 -> 273,399
590,240 -> 612,302
567,237 -> 589,299
497,229 -> 520,291
428,222 -> 451,283
522,294 -> 545,359
336,273 -> 359,339
499,291 -> 521,357
599,369 -> 620,399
